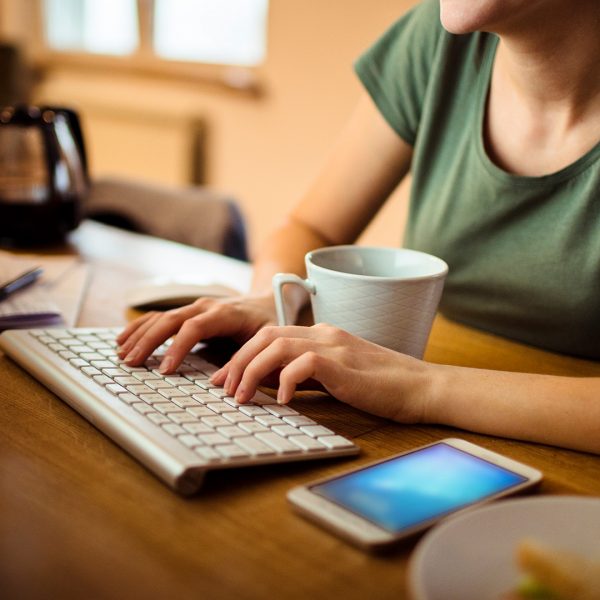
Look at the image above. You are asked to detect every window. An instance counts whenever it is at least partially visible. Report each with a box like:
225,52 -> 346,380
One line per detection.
43,0 -> 139,56
42,0 -> 269,67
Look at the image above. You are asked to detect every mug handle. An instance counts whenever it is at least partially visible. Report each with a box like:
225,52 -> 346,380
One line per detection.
272,273 -> 316,326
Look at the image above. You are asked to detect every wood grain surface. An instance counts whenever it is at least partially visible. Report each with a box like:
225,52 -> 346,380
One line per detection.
1,222 -> 598,600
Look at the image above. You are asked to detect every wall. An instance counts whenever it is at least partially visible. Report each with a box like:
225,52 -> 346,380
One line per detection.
1,0 -> 418,256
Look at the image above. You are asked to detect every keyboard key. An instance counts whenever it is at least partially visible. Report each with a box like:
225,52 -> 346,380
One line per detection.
265,405 -> 300,418
255,415 -> 285,427
168,412 -> 199,424
80,352 -> 105,361
132,371 -> 161,381
127,384 -> 155,395
102,368 -> 129,378
216,444 -> 249,459
178,434 -> 203,448
90,360 -> 115,369
113,376 -> 139,386
238,421 -> 269,434
81,366 -> 102,377
282,415 -> 316,427
249,391 -> 278,405
118,364 -> 147,373
215,425 -> 247,438
171,397 -> 200,408
317,435 -> 355,449
200,416 -> 230,428
238,406 -> 268,417
205,402 -> 237,414
222,412 -> 253,424
271,425 -> 303,437
154,403 -> 183,414
132,403 -> 155,415
118,393 -> 140,404
186,406 -> 216,418
178,385 -> 204,395
234,436 -> 275,456
255,432 -> 301,454
198,433 -> 229,446
194,447 -> 221,462
164,376 -> 190,386
158,388 -> 188,399
182,371 -> 206,381
194,379 -> 218,390
182,423 -> 213,435
146,380 -> 173,390
192,393 -> 215,404
139,393 -> 167,404
208,387 -> 228,399
299,425 -> 334,438
162,423 -> 185,436
71,345 -> 94,354
106,383 -> 127,395
147,413 -> 171,425
289,435 -> 327,452
93,375 -> 113,386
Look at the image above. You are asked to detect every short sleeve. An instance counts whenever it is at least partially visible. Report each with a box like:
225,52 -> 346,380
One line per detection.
354,0 -> 444,145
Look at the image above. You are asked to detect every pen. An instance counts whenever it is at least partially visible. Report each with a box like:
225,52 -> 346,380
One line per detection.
0,266 -> 44,301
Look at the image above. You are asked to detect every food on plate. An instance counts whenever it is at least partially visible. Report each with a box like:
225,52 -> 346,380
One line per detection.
503,538 -> 600,599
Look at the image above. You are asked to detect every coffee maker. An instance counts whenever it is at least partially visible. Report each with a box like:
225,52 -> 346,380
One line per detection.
0,105 -> 88,246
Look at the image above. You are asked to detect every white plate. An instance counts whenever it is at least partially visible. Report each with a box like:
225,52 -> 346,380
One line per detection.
408,495 -> 600,600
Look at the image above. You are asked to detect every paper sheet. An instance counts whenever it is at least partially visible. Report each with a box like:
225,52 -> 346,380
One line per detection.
0,251 -> 90,329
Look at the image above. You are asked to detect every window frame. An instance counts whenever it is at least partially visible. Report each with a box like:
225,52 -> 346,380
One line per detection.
31,0 -> 266,96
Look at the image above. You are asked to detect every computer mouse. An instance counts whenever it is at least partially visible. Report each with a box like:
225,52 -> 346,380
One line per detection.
125,279 -> 239,310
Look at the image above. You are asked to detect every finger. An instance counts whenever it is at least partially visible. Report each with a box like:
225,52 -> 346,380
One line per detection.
123,304 -> 203,365
225,326 -> 318,395
118,312 -> 162,357
234,337 -> 323,403
116,311 -> 156,346
276,351 -> 335,404
158,310 -> 245,373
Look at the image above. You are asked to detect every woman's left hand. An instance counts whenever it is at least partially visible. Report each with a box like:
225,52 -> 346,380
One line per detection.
210,323 -> 435,424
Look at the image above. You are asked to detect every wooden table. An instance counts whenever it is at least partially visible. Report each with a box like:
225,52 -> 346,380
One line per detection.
1,221 -> 599,600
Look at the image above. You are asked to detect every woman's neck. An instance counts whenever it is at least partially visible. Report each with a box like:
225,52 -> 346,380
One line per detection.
494,2 -> 600,117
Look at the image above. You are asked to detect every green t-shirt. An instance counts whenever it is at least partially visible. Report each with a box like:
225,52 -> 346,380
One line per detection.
355,0 -> 600,359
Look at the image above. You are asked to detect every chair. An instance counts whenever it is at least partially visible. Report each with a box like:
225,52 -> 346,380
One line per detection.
85,177 -> 248,261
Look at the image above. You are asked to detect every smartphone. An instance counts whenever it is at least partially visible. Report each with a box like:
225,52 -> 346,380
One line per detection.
287,438 -> 542,551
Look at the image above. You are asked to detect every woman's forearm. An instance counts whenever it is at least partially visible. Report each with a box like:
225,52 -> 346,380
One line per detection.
425,365 -> 600,454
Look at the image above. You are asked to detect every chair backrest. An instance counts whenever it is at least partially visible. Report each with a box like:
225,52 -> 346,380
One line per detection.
85,177 -> 248,261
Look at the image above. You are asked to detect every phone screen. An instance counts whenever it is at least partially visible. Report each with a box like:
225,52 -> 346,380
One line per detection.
310,442 -> 528,534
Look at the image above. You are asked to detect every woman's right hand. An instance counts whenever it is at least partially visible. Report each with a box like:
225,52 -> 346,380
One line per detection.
116,293 -> 279,374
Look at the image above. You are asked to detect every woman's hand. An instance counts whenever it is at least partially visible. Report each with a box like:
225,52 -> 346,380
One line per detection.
116,293 -> 278,372
211,323 -> 435,424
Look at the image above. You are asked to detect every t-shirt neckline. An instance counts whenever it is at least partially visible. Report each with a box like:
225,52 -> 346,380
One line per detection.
473,34 -> 600,187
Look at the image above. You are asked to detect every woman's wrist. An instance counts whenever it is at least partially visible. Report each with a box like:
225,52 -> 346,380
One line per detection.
417,362 -> 453,425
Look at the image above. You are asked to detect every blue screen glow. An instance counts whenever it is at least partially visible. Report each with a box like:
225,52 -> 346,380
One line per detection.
311,443 -> 527,533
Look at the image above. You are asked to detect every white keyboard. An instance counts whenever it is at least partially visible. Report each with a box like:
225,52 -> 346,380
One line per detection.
0,327 -> 359,493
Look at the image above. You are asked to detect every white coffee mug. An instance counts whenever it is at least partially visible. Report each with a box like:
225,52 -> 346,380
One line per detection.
272,246 -> 448,358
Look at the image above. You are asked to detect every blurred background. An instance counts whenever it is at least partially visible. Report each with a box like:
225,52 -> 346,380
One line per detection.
0,0 -> 416,257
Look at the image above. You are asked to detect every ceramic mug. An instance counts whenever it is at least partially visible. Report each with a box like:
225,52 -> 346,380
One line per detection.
272,246 -> 448,358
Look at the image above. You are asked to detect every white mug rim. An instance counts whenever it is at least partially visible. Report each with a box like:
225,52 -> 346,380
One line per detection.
306,245 -> 448,283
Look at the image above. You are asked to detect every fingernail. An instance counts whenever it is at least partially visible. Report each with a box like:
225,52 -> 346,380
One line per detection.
124,347 -> 140,363
224,374 -> 232,394
210,368 -> 222,383
118,341 -> 133,357
159,356 -> 174,374
235,386 -> 245,402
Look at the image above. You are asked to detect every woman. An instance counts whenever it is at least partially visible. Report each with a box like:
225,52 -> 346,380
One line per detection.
117,0 -> 600,454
